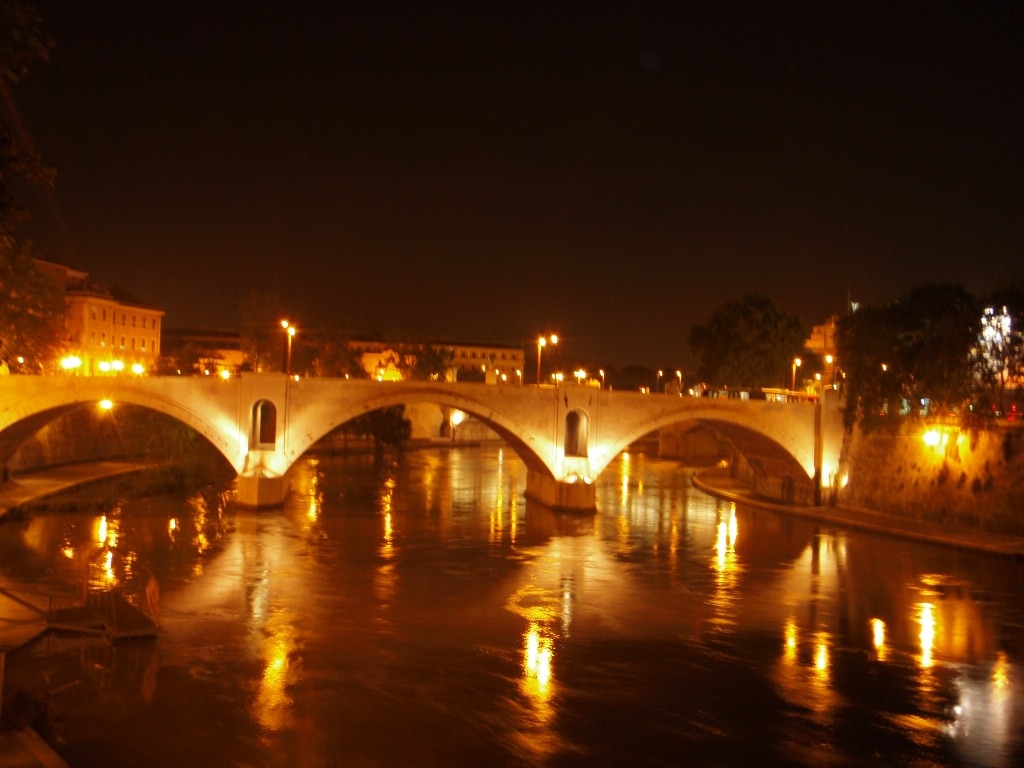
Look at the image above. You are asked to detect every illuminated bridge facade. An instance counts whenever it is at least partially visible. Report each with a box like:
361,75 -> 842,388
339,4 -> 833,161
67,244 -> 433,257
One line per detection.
0,375 -> 844,511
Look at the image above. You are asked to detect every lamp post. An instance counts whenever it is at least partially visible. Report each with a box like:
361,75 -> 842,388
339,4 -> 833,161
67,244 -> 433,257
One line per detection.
657,369 -> 663,394
676,369 -> 682,394
536,334 -> 558,385
599,369 -> 605,389
791,357 -> 802,391
281,320 -> 296,376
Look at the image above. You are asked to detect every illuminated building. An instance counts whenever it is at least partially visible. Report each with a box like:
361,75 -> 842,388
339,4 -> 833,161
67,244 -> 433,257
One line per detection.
34,259 -> 165,376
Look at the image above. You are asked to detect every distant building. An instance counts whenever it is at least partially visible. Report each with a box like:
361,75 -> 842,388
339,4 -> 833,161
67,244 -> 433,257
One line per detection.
35,259 -> 165,376
448,341 -> 524,384
161,327 -> 246,376
806,315 -> 838,359
162,329 -> 525,385
806,315 -> 840,391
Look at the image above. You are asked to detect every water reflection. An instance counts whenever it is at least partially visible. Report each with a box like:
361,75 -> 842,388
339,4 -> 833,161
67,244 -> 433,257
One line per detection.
1,448 -> 1023,767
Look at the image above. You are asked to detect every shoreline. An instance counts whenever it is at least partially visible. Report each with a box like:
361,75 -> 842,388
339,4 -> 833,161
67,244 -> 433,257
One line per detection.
691,468 -> 1024,559
0,460 -> 155,521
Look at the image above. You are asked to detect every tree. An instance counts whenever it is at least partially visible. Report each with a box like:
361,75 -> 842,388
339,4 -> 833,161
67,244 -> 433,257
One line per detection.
837,301 -> 905,431
688,295 -> 807,389
312,320 -> 368,378
345,406 -> 412,459
405,343 -> 454,381
838,283 -> 982,431
0,2 -> 62,370
897,284 -> 980,417
973,287 -> 1024,418
1,1 -> 52,230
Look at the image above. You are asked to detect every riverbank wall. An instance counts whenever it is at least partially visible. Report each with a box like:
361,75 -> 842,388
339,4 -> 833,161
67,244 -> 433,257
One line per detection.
839,422 -> 1024,536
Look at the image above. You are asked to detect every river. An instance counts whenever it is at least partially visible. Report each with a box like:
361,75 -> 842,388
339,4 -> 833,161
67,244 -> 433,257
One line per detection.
1,445 -> 1022,767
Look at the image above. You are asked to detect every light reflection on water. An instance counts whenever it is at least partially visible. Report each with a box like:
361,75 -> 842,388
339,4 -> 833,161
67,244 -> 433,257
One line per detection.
0,447 -> 1022,767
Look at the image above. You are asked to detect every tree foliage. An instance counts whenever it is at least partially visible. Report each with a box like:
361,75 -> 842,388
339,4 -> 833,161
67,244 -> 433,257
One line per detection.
344,406 -> 412,457
0,243 -> 64,367
0,1 -> 53,235
972,286 -> 1024,418
0,2 -> 62,370
838,283 -> 985,431
311,320 -> 366,378
403,343 -> 454,381
688,295 -> 807,389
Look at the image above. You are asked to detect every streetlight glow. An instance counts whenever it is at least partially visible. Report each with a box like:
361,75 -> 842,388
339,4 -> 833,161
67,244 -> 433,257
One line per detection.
536,334 -> 558,385
791,357 -> 802,391
281,320 -> 297,375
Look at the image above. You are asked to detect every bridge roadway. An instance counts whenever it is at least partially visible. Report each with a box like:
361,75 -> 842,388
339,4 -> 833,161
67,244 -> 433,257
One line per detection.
0,375 -> 843,511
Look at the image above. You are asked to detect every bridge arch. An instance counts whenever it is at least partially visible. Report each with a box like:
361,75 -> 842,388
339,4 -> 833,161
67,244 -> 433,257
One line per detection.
281,383 -> 557,478
0,378 -> 245,473
587,399 -> 820,493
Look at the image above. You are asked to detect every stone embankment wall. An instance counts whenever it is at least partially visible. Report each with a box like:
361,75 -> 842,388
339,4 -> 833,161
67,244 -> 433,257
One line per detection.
840,423 -> 1024,535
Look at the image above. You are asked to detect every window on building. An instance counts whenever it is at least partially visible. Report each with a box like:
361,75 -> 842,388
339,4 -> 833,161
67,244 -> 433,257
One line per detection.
121,313 -> 126,325
141,339 -> 146,351
90,306 -> 97,320
102,308 -> 107,321
120,336 -> 125,349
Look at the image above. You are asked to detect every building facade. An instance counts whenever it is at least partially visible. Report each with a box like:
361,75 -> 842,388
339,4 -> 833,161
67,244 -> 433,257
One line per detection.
35,259 -> 165,376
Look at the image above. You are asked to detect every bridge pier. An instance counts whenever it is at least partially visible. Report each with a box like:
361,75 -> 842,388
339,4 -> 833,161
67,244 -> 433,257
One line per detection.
525,470 -> 596,513
236,468 -> 289,509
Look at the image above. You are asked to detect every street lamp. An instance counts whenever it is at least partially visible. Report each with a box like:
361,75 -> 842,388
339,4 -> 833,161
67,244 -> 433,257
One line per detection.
791,357 -> 802,391
599,369 -> 605,389
657,369 -> 663,393
536,334 -> 558,385
281,320 -> 297,375
676,370 -> 682,394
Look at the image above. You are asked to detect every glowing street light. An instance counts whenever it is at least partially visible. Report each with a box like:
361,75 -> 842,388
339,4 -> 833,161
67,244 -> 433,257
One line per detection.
536,334 -> 558,385
599,369 -> 605,389
657,369 -> 663,393
676,370 -> 682,393
574,369 -> 586,385
281,320 -> 297,375
791,357 -> 802,391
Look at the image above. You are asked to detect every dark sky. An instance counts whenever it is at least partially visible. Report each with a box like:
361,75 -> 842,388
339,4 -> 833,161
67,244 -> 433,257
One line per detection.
9,1 -> 1024,369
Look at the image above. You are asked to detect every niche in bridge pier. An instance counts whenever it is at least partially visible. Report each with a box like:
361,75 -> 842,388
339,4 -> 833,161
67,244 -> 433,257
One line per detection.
564,409 -> 589,458
251,399 -> 278,448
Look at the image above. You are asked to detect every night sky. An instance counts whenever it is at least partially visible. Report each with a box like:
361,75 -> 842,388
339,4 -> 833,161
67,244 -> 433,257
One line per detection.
9,1 -> 1023,369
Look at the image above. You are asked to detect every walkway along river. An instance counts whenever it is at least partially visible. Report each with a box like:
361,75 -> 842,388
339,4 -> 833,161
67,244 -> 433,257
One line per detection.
1,446 -> 1023,767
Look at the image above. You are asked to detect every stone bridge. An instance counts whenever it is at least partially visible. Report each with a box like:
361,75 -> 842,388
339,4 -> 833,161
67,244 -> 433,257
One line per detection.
0,375 -> 844,511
